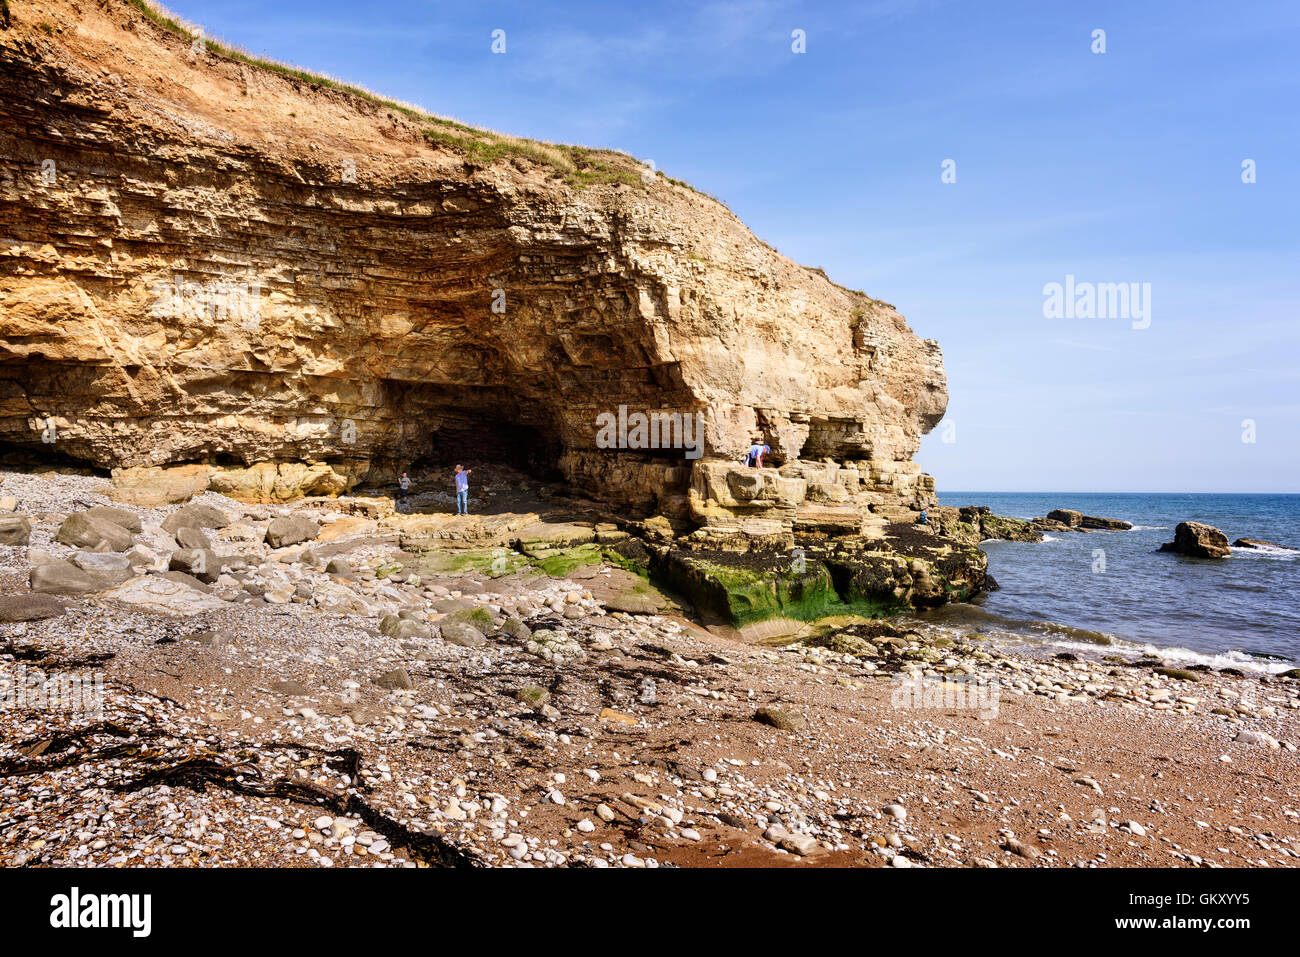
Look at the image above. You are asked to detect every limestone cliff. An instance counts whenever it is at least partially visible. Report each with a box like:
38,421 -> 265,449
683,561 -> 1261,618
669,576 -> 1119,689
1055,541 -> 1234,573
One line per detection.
0,0 -> 946,530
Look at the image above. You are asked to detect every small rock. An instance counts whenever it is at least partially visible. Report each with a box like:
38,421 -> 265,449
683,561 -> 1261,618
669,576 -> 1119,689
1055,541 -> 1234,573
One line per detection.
375,668 -> 414,690
882,804 -> 907,821
753,706 -> 806,732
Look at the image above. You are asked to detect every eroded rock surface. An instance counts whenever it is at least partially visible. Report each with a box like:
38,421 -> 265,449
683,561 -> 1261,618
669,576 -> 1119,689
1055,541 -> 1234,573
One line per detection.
1,0 -> 946,534
1161,522 -> 1232,560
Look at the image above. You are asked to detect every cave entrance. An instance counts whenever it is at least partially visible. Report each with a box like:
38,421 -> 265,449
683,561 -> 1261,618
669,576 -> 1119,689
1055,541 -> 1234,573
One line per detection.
420,418 -> 563,482
0,440 -> 108,476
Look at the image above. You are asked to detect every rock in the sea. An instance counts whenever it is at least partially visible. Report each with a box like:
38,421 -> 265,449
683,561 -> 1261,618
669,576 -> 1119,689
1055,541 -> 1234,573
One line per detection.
1159,521 -> 1231,559
1079,515 -> 1133,530
1232,538 -> 1295,551
265,515 -> 320,548
0,514 -> 32,546
55,512 -> 134,552
0,593 -> 67,622
1037,510 -> 1131,531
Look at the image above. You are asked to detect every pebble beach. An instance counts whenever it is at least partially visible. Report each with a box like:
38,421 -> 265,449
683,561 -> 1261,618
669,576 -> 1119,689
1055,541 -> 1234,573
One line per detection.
2,469 -> 1298,869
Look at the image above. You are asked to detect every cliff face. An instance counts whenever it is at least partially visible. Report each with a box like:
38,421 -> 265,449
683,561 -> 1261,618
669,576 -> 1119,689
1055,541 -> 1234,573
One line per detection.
0,0 -> 946,524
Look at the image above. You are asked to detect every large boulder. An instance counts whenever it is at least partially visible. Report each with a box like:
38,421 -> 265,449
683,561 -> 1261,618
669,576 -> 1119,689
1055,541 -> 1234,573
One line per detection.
110,465 -> 213,506
99,575 -> 228,615
169,548 -> 221,583
438,620 -> 488,648
0,514 -> 32,546
1080,515 -> 1133,530
175,526 -> 212,549
378,614 -> 432,641
1046,509 -> 1083,526
84,505 -> 143,533
69,551 -> 134,587
1160,521 -> 1231,559
161,503 -> 231,536
55,512 -> 134,552
30,561 -> 104,595
265,515 -> 320,548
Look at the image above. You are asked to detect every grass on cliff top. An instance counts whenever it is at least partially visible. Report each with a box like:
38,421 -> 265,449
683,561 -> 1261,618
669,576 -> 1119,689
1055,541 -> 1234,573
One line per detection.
421,127 -> 647,189
123,1 -> 701,194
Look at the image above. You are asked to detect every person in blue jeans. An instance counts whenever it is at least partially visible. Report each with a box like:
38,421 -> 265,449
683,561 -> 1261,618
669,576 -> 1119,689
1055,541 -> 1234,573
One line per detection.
453,464 -> 472,514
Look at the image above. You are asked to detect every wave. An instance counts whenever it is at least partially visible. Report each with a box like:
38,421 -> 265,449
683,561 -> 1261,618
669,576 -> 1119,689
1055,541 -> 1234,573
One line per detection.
907,605 -> 1118,645
905,606 -> 1297,673
1232,544 -> 1298,559
1128,525 -> 1169,531
1099,637 -> 1296,674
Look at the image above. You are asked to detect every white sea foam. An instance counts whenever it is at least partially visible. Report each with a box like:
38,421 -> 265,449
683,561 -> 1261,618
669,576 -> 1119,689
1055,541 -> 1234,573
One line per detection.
1232,543 -> 1298,559
906,613 -> 1296,675
1038,635 -> 1293,674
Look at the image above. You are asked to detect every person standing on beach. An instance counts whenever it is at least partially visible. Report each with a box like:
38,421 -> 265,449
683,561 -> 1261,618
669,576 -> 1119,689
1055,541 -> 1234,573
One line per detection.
397,472 -> 411,511
453,465 -> 472,515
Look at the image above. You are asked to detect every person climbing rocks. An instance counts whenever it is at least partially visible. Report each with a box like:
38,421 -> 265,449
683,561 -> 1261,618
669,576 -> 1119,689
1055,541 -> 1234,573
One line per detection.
917,508 -> 930,526
454,464 -> 472,515
746,441 -> 770,468
396,472 -> 411,511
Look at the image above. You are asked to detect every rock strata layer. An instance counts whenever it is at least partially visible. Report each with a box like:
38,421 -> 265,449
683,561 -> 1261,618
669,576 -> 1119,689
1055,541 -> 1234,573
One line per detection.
1,0 -> 946,537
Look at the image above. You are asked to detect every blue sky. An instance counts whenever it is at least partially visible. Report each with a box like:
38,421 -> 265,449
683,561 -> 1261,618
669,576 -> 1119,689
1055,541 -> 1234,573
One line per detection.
168,0 -> 1300,492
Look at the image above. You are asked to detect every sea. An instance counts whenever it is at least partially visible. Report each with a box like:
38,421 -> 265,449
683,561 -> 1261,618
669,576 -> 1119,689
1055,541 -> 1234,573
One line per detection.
903,492 -> 1300,673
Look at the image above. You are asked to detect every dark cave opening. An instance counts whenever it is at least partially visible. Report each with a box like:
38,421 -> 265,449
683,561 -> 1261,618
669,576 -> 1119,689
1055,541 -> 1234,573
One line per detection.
419,418 -> 564,483
0,440 -> 108,476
